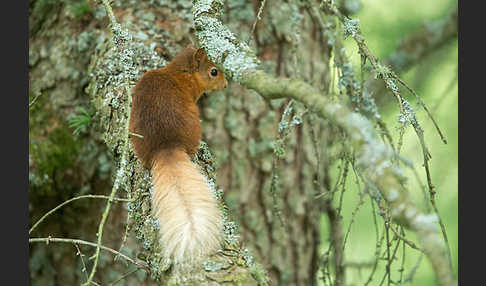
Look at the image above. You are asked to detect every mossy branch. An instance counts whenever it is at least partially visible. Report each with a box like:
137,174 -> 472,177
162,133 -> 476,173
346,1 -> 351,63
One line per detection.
83,1 -> 134,285
192,1 -> 455,285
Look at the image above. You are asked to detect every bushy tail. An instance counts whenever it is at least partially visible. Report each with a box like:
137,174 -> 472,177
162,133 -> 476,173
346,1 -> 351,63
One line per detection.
151,149 -> 221,264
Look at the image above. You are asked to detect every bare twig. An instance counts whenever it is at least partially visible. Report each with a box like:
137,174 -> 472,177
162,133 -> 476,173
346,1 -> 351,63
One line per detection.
341,183 -> 365,253
398,227 -> 407,284
364,225 -> 385,286
366,8 -> 458,104
29,90 -> 42,109
404,254 -> 424,283
29,237 -> 150,272
107,268 -> 141,286
385,8 -> 458,72
128,132 -> 143,139
248,0 -> 267,45
74,244 -> 90,283
395,76 -> 447,144
29,194 -> 133,235
378,225 -> 401,286
377,201 -> 423,253
325,202 -> 346,286
84,174 -> 125,285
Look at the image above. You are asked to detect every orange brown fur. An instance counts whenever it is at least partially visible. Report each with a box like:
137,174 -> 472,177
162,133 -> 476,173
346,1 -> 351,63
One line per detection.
129,46 -> 227,167
128,46 -> 227,264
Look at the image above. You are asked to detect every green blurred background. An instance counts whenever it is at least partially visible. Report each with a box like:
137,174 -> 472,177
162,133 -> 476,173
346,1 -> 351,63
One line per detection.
320,0 -> 457,285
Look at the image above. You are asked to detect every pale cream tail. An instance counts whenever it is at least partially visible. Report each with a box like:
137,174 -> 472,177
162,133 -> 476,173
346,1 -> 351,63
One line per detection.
151,149 -> 221,264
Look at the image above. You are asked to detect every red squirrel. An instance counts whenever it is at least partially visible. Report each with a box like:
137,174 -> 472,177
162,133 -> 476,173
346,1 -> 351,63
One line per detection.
129,45 -> 228,264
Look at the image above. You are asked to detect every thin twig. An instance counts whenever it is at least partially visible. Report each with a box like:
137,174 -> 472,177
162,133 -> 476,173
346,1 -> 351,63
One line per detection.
404,254 -> 424,283
378,202 -> 423,253
336,159 -> 349,218
379,228 -> 401,286
128,132 -> 143,139
324,201 -> 346,286
341,182 -> 365,253
108,268 -> 141,286
29,91 -> 42,109
364,226 -> 385,286
394,76 -> 447,144
74,244 -> 90,283
29,237 -> 149,272
398,227 -> 406,284
115,202 -> 132,262
248,0 -> 267,45
432,68 -> 457,114
84,183 -> 124,285
29,195 -> 133,235
383,220 -> 392,286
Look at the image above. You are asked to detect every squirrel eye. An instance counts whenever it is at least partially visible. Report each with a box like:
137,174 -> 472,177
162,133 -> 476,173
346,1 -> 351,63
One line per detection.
210,68 -> 218,77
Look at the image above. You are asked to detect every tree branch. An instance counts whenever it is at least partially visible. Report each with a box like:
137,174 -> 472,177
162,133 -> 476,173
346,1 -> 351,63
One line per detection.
386,8 -> 458,72
367,8 -> 458,105
192,1 -> 455,285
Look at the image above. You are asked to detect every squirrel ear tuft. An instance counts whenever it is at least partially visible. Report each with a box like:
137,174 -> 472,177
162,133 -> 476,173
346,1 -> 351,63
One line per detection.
193,48 -> 207,70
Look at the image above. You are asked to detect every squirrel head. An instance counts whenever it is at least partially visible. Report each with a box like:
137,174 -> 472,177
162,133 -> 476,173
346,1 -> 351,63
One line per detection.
190,47 -> 228,94
166,45 -> 228,101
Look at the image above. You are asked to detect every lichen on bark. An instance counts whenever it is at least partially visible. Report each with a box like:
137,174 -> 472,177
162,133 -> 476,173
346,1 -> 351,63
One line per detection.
85,2 -> 267,284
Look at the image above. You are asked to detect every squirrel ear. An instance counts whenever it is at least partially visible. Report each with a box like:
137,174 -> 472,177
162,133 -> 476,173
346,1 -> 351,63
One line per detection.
193,48 -> 207,70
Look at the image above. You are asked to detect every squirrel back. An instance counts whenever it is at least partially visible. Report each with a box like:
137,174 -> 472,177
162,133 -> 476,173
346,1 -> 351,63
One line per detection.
128,46 -> 227,265
129,45 -> 227,168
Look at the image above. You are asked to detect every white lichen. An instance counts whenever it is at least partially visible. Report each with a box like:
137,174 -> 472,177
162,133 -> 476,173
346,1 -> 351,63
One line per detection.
411,213 -> 439,232
391,203 -> 406,217
193,0 -> 216,18
386,188 -> 400,202
193,14 -> 259,82
343,17 -> 360,39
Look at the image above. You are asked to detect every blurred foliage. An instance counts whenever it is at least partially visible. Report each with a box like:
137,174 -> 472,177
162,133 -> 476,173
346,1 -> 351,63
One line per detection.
320,0 -> 458,285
